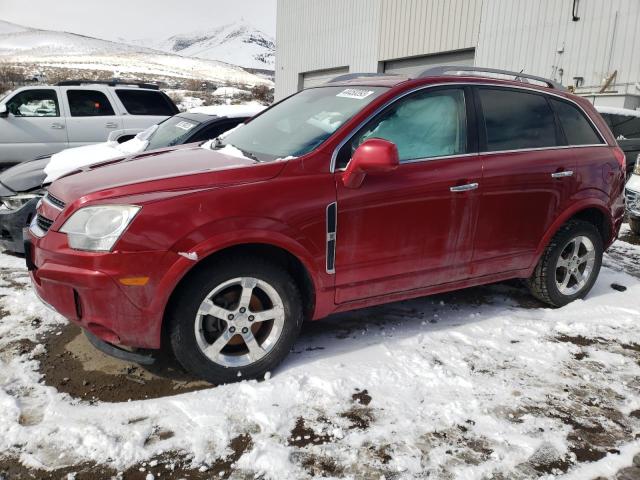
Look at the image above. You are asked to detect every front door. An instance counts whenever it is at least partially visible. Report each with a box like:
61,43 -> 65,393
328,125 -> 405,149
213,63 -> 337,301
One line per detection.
0,88 -> 68,165
333,86 -> 481,304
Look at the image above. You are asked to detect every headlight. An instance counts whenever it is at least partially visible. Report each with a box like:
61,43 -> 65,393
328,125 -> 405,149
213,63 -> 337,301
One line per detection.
1,194 -> 41,211
60,205 -> 141,251
634,154 -> 640,176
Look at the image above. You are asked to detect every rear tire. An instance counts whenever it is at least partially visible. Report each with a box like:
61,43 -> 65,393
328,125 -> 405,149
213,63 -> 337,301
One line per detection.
526,220 -> 603,307
629,217 -> 640,236
168,256 -> 303,384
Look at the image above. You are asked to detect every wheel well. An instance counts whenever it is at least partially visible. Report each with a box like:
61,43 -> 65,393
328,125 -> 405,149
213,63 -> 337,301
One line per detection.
163,243 -> 316,343
570,208 -> 610,244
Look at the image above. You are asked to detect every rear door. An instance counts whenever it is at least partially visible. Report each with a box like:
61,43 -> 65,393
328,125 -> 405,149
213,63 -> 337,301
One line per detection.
114,89 -> 178,130
0,88 -> 68,165
334,86 -> 482,303
471,87 -> 579,276
60,87 -> 123,146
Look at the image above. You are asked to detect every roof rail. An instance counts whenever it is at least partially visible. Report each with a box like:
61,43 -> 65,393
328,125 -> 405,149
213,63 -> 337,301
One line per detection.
328,72 -> 398,83
418,66 -> 565,91
56,80 -> 160,90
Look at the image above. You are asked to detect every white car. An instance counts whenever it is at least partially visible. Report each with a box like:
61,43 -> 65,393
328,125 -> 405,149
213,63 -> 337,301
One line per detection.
0,80 -> 179,168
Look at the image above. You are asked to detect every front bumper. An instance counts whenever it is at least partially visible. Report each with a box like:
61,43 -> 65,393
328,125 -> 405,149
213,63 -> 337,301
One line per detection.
0,197 -> 40,253
26,228 -> 182,350
625,174 -> 640,219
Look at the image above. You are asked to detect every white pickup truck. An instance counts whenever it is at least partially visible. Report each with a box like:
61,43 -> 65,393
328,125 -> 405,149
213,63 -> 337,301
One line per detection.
0,80 -> 179,168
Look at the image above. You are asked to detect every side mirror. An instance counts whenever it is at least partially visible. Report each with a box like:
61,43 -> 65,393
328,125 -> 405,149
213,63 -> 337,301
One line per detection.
0,104 -> 7,117
342,138 -> 399,189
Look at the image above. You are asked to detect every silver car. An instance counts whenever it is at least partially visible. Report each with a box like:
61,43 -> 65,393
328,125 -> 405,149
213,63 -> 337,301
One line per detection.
0,80 -> 178,168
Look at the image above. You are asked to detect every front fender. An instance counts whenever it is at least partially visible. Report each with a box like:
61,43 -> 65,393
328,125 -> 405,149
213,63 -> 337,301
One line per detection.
150,217 -> 331,322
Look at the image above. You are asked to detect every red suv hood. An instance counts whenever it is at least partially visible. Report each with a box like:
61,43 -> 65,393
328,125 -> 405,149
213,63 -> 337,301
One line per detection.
48,146 -> 286,205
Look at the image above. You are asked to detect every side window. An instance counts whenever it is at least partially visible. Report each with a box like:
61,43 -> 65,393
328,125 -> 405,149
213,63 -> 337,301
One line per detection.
341,88 -> 467,166
116,90 -> 176,116
189,119 -> 246,143
550,99 -> 603,145
5,89 -> 59,117
67,90 -> 115,117
479,88 -> 558,151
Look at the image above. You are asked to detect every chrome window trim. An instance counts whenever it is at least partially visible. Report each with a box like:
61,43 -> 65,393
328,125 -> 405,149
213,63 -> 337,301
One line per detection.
330,81 -> 608,173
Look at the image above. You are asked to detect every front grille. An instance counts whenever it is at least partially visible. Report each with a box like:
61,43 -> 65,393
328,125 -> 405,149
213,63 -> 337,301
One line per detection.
45,193 -> 66,209
36,214 -> 54,233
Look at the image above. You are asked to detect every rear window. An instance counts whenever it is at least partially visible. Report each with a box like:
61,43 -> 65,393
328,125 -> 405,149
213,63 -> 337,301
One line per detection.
551,99 -> 602,145
479,88 -> 558,151
115,90 -> 176,116
67,90 -> 115,117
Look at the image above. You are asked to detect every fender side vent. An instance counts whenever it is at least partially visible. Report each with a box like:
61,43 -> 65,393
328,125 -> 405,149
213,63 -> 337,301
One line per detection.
326,202 -> 337,274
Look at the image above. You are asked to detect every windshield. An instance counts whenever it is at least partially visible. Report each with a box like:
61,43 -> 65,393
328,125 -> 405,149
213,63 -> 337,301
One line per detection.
215,86 -> 388,161
145,115 -> 202,151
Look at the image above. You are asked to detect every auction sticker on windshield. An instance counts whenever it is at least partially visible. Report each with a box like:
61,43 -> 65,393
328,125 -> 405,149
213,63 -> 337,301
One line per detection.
336,89 -> 375,100
175,121 -> 197,131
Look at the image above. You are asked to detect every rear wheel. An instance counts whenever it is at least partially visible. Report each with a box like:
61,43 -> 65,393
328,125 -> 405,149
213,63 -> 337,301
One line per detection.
629,217 -> 640,236
168,257 -> 303,384
527,220 -> 603,307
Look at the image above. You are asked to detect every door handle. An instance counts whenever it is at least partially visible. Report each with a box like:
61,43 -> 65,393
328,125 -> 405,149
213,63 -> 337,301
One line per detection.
450,182 -> 479,193
551,170 -> 574,178
50,123 -> 65,129
105,122 -> 118,128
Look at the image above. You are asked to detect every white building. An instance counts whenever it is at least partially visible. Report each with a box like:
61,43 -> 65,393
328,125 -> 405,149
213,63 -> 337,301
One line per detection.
275,0 -> 640,109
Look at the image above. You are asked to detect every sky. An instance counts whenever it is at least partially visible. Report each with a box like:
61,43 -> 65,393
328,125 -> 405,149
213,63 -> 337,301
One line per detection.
0,0 -> 277,40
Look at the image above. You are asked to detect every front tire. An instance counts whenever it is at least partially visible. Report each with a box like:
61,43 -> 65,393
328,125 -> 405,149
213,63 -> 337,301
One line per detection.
526,220 -> 603,307
168,257 -> 303,384
629,217 -> 640,236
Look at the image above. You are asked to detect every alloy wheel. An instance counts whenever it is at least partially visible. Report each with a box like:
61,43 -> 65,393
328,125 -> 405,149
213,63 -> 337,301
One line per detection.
554,235 -> 596,296
194,277 -> 285,368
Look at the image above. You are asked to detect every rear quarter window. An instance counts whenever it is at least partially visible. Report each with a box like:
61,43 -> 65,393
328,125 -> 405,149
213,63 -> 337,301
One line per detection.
550,99 -> 603,145
115,90 -> 176,116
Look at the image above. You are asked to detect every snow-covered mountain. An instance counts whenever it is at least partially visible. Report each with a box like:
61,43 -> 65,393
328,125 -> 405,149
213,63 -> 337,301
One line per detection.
152,22 -> 275,71
0,20 -> 272,87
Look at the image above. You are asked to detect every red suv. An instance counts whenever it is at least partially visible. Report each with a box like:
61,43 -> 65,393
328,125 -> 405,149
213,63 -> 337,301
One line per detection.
27,67 -> 625,384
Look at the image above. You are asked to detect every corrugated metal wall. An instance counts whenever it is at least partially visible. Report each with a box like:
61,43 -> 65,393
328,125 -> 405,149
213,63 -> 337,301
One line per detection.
377,0 -> 481,61
475,0 -> 640,92
275,0 -> 382,99
276,0 -> 640,99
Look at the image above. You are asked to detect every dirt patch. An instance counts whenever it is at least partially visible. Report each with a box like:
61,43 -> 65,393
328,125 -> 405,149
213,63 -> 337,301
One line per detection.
36,323 -> 210,402
0,434 -> 253,480
288,417 -> 334,448
556,334 -> 604,347
352,388 -> 372,406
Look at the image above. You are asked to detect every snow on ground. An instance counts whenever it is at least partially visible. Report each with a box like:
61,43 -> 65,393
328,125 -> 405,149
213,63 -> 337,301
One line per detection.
0,230 -> 639,479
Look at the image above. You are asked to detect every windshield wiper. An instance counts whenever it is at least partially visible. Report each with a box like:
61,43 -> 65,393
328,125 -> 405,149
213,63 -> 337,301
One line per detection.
235,146 -> 260,162
211,137 -> 260,162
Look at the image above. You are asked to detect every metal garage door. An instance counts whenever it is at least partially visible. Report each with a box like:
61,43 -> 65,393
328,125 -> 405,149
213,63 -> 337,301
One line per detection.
299,66 -> 349,90
382,49 -> 475,77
